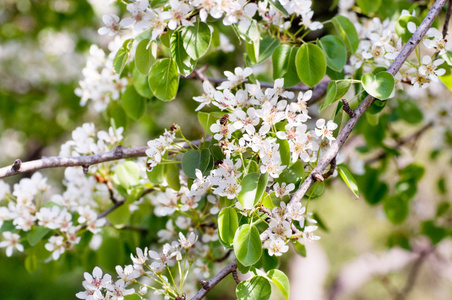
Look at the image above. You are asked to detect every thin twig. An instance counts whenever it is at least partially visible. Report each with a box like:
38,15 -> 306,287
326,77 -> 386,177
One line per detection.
442,0 -> 452,38
289,0 -> 447,207
365,122 -> 433,164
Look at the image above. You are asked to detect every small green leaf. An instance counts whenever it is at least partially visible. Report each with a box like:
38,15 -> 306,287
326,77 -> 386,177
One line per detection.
384,195 -> 409,224
181,149 -> 211,179
107,203 -> 131,226
218,208 -> 239,245
113,39 -> 133,74
171,29 -> 197,76
165,163 -> 181,191
255,249 -> 279,272
296,43 -> 326,87
320,81 -> 337,111
357,0 -> 382,14
181,19 -> 212,60
148,58 -> 179,101
273,45 -> 300,87
395,15 -> 421,43
147,162 -> 165,185
276,160 -> 305,185
294,242 -> 306,257
267,0 -> 288,15
362,71 -> 395,100
115,161 -> 141,189
124,295 -> 142,300
27,226 -> 50,246
267,269 -> 290,300
135,38 -> 156,75
132,66 -> 153,98
236,276 -> 271,300
257,35 -> 280,64
277,139 -> 291,167
318,35 -> 347,72
332,15 -> 359,53
337,165 -> 359,198
421,220 -> 447,244
238,173 -> 269,209
122,85 -> 146,120
233,224 -> 262,266
397,100 -> 423,124
25,254 -> 38,274
235,20 -> 260,43
197,112 -> 217,135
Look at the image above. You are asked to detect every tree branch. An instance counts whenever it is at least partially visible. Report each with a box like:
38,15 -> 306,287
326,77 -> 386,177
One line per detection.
191,260 -> 238,300
289,0 -> 448,206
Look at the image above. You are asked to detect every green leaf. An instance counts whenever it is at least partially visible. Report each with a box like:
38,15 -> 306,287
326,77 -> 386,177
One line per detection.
257,35 -> 280,64
150,0 -> 168,8
397,100 -> 423,124
132,66 -> 153,98
273,45 -> 300,87
384,195 -> 409,224
395,15 -> 421,43
115,161 -> 141,189
318,35 -> 347,72
147,161 -> 165,185
421,220 -> 447,244
362,71 -> 395,100
197,112 -> 217,135
276,160 -> 305,185
171,29 -> 197,76
148,58 -> 179,101
181,19 -> 211,60
113,38 -> 133,74
124,295 -> 142,300
294,242 -> 306,257
246,40 -> 259,64
356,167 -> 388,205
235,20 -> 260,43
160,29 -> 173,48
218,207 -> 239,245
236,276 -> 271,300
165,163 -> 181,191
357,0 -> 382,14
400,163 -> 424,182
267,269 -> 290,300
332,15 -> 359,53
122,85 -> 146,120
268,0 -> 288,15
107,202 -> 131,226
255,249 -> 279,272
296,43 -> 326,87
320,81 -> 337,111
135,38 -> 156,75
25,254 -> 38,274
238,172 -> 269,209
27,226 -> 50,246
337,165 -> 359,198
181,149 -> 211,179
233,224 -> 262,266
277,139 -> 291,167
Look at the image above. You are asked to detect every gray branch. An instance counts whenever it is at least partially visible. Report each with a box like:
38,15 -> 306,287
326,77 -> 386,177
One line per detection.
191,260 -> 238,300
289,0 -> 448,206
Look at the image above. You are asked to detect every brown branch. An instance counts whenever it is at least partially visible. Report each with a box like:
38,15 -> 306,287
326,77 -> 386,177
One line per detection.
365,122 -> 433,164
442,0 -> 452,38
96,200 -> 125,220
191,260 -> 238,300
289,0 -> 447,207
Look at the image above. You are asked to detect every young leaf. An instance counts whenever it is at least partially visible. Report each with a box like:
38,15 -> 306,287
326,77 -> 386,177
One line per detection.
197,112 -> 217,135
357,0 -> 382,14
115,161 -> 141,189
337,165 -> 359,198
257,35 -> 280,64
171,29 -> 197,76
395,15 -> 421,43
148,58 -> 179,101
276,160 -> 305,185
320,81 -> 337,111
236,276 -> 272,300
296,43 -> 326,87
332,15 -> 359,53
267,0 -> 288,15
384,195 -> 409,224
273,45 -> 300,87
267,269 -> 290,300
135,38 -> 156,75
113,38 -> 133,74
218,207 -> 239,245
132,66 -> 153,98
164,163 -> 181,191
361,71 -> 395,100
318,35 -> 347,72
122,85 -> 146,120
181,19 -> 212,60
27,226 -> 50,246
233,224 -> 262,266
181,149 -> 211,179
238,172 -> 269,209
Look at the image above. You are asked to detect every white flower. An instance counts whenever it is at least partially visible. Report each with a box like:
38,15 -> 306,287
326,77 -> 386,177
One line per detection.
273,182 -> 295,199
0,231 -> 23,257
193,81 -> 216,111
264,237 -> 289,256
303,225 -> 320,242
116,265 -> 140,283
82,266 -> 112,291
315,119 -> 337,141
130,247 -> 148,267
178,232 -> 198,249
98,14 -> 124,36
45,235 -> 66,260
157,220 -> 176,242
106,279 -> 135,299
418,55 -> 445,81
218,67 -> 253,90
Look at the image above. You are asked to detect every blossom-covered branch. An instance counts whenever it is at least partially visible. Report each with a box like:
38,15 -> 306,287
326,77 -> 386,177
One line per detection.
289,0 -> 448,206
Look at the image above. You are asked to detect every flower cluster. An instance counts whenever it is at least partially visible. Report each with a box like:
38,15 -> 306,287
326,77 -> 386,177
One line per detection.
75,40 -> 129,112
99,0 -> 321,40
76,232 -> 209,299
